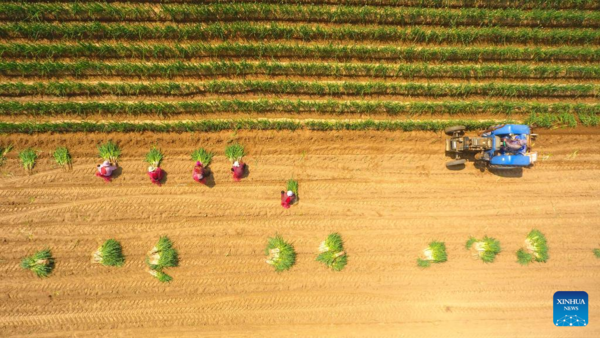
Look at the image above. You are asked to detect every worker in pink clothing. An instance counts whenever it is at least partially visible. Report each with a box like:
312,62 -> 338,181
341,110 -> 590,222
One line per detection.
192,161 -> 206,184
231,161 -> 245,182
95,160 -> 117,182
280,190 -> 296,209
147,166 -> 163,186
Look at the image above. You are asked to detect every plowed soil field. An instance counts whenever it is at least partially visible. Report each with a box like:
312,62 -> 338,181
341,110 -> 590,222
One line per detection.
0,129 -> 599,337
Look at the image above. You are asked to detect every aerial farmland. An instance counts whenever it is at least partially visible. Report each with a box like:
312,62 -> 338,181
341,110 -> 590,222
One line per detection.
0,0 -> 599,337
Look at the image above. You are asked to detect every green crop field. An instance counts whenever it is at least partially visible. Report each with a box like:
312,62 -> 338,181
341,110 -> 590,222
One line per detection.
0,0 -> 598,132
2,1 -> 600,337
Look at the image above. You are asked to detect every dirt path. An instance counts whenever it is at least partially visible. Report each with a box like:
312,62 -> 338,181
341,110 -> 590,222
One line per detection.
0,129 -> 599,337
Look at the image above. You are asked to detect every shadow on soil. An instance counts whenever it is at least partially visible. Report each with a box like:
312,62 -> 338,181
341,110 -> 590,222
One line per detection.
489,167 -> 524,178
159,170 -> 168,185
241,164 -> 250,179
204,168 -> 216,188
111,167 -> 123,180
445,152 -> 524,178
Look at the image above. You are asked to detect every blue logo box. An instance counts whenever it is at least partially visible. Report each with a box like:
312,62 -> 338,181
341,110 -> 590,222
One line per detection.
554,291 -> 588,327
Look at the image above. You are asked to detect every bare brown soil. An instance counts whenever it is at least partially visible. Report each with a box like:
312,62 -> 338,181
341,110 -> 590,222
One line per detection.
0,129 -> 599,337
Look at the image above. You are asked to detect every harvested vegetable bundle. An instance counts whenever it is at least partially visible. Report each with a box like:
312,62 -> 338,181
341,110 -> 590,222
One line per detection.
20,249 -> 54,278
147,269 -> 173,283
287,179 -> 298,196
466,236 -> 501,263
18,148 -> 37,173
145,146 -> 163,167
146,236 -> 178,282
53,146 -> 72,170
516,229 -> 549,265
191,148 -> 214,167
0,144 -> 13,166
225,143 -> 244,163
265,234 -> 296,272
316,233 -> 347,271
98,140 -> 121,163
417,241 -> 447,268
91,239 -> 125,267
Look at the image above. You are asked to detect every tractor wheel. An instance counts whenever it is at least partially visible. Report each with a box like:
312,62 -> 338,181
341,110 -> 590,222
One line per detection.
446,159 -> 467,168
444,125 -> 466,136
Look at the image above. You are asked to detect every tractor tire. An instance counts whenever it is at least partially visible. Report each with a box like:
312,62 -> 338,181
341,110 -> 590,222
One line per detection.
444,125 -> 466,136
446,159 -> 467,168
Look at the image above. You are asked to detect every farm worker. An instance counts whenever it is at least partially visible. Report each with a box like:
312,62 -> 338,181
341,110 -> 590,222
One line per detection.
95,160 -> 117,182
147,166 -> 163,186
231,160 -> 245,181
192,161 -> 206,184
502,136 -> 527,154
281,190 -> 295,209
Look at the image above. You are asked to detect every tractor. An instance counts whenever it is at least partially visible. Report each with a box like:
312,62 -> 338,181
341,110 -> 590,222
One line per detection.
445,124 -> 537,170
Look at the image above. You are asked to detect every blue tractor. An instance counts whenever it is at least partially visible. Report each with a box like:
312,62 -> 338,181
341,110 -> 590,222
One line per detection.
445,124 -> 538,169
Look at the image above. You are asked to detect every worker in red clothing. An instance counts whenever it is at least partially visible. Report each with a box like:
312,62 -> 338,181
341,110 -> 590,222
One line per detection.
147,166 -> 163,186
281,190 -> 296,209
95,160 -> 117,183
192,161 -> 206,184
231,160 -> 245,182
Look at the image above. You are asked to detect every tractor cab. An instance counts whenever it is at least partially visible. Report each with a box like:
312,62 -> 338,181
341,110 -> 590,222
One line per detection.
445,124 -> 537,170
484,124 -> 537,167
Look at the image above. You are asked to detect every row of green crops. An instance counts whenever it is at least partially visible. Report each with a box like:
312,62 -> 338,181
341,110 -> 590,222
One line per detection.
22,237 -> 178,282
5,146 -> 72,172
0,119 -> 501,134
1,22 -> 599,45
9,143 -> 242,173
2,61 -> 598,79
3,3 -> 599,28
1,100 -> 598,117
266,233 -> 349,272
4,142 -> 244,173
22,233 -> 343,278
418,230 -> 557,268
0,80 -> 597,98
17,0 -> 599,10
0,116 -> 593,135
18,236 -> 600,278
525,112 -> 582,128
2,42 -> 599,63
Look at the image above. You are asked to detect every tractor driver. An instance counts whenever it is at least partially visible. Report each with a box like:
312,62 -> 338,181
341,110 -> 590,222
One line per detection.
501,135 -> 527,154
